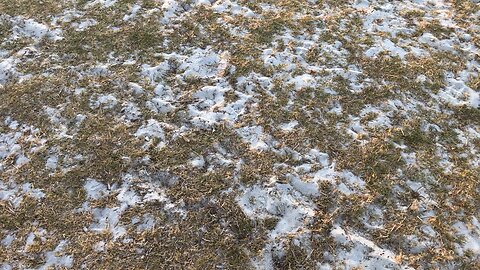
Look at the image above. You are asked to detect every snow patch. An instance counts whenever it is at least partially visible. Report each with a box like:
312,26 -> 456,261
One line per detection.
12,18 -> 63,41
135,119 -> 166,141
237,126 -> 273,151
237,183 -> 316,239
330,225 -> 409,269
84,178 -> 109,200
453,218 -> 480,257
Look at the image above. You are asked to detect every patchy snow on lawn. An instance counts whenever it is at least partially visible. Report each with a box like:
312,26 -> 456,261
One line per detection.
1,0 -> 479,268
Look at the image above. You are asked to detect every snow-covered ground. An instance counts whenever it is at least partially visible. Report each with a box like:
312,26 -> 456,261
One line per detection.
1,0 -> 479,269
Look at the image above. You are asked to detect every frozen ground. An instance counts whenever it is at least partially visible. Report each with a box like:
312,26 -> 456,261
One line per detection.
0,0 -> 479,269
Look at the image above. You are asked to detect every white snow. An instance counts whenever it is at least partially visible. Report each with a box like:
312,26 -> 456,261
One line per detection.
453,218 -> 480,256
236,126 -> 272,151
141,62 -> 170,83
288,74 -> 316,90
279,121 -> 298,132
0,181 -> 45,208
40,241 -> 73,270
365,39 -> 408,59
123,4 -> 141,21
330,225 -> 407,269
136,214 -> 156,231
1,234 -> 15,247
84,178 -> 108,200
45,155 -> 58,170
122,102 -> 142,121
0,58 -> 16,85
12,18 -> 63,41
86,0 -> 118,8
438,77 -> 479,108
286,174 -> 319,197
179,48 -> 221,79
92,94 -> 118,109
90,207 -> 126,239
147,98 -> 176,114
237,183 -> 316,238
190,156 -> 205,168
74,19 -> 97,31
135,119 -> 166,141
161,0 -> 180,23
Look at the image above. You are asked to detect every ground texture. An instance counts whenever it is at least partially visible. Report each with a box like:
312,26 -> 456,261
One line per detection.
0,0 -> 479,269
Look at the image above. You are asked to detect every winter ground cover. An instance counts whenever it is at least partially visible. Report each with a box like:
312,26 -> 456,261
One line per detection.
0,0 -> 479,269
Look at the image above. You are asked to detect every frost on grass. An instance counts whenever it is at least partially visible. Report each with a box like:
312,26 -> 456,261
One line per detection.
1,0 -> 479,268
